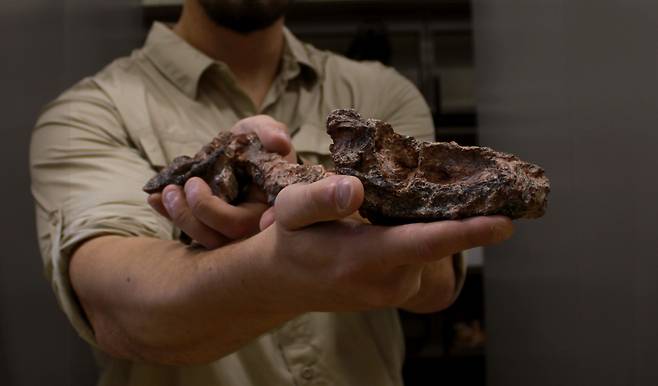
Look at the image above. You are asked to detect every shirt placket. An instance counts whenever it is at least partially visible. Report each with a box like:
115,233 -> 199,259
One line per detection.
210,63 -> 259,117
260,54 -> 301,115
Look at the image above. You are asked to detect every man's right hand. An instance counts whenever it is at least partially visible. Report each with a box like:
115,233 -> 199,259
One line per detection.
254,175 -> 514,312
147,115 -> 295,249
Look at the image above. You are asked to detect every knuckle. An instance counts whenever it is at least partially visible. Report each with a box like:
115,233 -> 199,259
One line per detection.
189,194 -> 212,215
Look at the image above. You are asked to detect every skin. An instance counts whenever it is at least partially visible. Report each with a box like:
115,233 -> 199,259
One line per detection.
173,0 -> 284,109
69,0 -> 515,365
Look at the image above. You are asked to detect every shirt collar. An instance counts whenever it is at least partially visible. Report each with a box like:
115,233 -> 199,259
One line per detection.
142,22 -> 215,99
282,27 -> 322,82
142,22 -> 321,100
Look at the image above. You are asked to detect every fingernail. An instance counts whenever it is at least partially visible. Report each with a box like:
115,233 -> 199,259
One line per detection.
163,189 -> 177,210
185,178 -> 199,196
336,178 -> 352,211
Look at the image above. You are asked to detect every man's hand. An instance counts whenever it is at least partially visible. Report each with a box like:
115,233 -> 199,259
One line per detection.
71,174 -> 513,364
147,115 -> 296,248
254,175 -> 514,312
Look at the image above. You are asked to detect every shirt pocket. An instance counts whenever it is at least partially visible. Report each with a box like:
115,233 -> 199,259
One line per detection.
137,134 -> 204,171
293,123 -> 333,155
137,135 -> 166,170
293,122 -> 339,168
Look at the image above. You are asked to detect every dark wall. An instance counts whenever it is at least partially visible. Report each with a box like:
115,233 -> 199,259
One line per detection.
473,1 -> 658,385
0,1 -> 144,384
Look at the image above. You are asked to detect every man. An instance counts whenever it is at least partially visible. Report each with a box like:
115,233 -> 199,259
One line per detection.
30,0 -> 513,384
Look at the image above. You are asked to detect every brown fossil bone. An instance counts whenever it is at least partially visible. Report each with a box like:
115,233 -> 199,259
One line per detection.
326,109 -> 549,224
143,110 -> 549,224
142,132 -> 328,204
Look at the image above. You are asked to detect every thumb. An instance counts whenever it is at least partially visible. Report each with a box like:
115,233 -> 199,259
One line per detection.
274,175 -> 364,230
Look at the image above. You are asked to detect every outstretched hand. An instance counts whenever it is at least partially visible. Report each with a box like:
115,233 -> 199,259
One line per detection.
146,113 -> 514,313
254,175 -> 514,312
147,115 -> 296,248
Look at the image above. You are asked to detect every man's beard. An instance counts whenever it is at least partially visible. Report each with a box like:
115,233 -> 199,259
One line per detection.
198,0 -> 290,34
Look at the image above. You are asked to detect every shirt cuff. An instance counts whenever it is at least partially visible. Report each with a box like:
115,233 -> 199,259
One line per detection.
46,208 -> 172,348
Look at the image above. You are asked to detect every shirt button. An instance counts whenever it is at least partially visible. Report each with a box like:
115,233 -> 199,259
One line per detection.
301,367 -> 315,380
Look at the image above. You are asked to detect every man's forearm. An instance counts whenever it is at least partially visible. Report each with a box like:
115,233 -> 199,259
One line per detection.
70,178 -> 512,366
70,235 -> 297,365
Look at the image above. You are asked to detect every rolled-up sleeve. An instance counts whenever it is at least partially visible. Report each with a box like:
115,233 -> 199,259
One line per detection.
29,79 -> 173,346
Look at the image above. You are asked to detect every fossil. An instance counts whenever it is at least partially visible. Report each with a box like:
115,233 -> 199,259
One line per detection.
143,109 -> 549,224
326,109 -> 549,224
143,132 -> 327,204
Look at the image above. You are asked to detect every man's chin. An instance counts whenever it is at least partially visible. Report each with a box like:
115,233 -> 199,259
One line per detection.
214,19 -> 281,35
198,0 -> 290,34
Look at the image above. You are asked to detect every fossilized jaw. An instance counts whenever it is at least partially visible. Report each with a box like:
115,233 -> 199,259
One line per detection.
326,109 -> 550,224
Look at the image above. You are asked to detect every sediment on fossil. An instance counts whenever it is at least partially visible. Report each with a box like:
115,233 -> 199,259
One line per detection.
143,132 -> 328,204
326,109 -> 550,224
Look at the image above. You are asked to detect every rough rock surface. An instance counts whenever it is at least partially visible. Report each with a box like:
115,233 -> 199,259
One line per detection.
143,132 -> 327,204
326,109 -> 550,224
144,109 -> 549,224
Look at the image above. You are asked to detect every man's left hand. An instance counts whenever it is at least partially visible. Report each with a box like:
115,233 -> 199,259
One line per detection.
147,115 -> 296,249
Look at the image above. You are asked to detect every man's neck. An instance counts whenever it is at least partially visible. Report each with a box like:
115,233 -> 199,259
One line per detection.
173,0 -> 285,109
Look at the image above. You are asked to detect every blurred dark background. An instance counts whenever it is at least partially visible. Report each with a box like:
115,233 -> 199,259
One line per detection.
1,0 -> 657,385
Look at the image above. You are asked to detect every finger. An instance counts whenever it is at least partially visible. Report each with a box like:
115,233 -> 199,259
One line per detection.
259,207 -> 275,231
232,115 -> 292,157
147,193 -> 171,220
381,216 -> 515,266
275,175 -> 364,230
184,178 -> 267,239
162,184 -> 229,249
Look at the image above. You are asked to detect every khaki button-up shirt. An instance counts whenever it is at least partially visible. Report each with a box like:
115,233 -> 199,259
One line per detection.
30,22 -> 464,386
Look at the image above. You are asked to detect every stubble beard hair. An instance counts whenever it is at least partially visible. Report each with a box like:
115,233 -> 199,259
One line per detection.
198,0 -> 290,34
